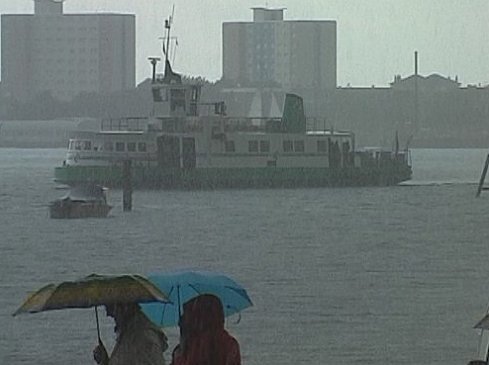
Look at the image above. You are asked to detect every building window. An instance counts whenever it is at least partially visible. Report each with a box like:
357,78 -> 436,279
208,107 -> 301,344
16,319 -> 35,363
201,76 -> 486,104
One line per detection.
225,140 -> 235,153
283,140 -> 293,152
248,140 -> 259,153
260,140 -> 270,153
115,142 -> 125,152
317,140 -> 327,153
294,140 -> 305,152
104,142 -> 113,151
127,142 -> 136,152
138,142 -> 147,152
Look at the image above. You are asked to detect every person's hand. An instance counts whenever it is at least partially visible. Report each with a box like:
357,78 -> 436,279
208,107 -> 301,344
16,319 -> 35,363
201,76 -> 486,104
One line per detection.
93,340 -> 109,365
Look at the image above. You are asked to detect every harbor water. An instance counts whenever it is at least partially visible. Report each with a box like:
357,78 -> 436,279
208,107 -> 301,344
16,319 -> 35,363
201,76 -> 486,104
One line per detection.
1,148 -> 489,365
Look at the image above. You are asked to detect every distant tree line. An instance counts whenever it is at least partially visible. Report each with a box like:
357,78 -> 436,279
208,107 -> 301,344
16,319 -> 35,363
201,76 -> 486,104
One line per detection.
0,75 -> 221,121
2,75 -> 489,148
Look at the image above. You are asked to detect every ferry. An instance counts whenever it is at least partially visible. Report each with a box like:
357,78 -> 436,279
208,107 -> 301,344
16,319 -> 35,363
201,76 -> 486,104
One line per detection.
54,21 -> 411,189
54,82 -> 411,189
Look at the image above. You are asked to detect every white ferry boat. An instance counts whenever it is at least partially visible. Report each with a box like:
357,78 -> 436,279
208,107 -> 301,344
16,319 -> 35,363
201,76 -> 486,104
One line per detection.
54,19 -> 411,189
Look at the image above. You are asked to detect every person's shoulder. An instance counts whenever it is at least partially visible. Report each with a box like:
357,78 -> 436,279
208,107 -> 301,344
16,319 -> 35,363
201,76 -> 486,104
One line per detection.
135,311 -> 164,332
172,344 -> 181,357
222,330 -> 240,348
137,321 -> 169,350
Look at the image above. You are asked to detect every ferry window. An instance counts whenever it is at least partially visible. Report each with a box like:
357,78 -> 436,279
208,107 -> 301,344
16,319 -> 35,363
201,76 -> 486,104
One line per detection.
75,141 -> 82,150
138,142 -> 147,152
317,140 -> 327,153
104,141 -> 113,151
127,142 -> 136,152
225,141 -> 235,153
69,141 -> 74,150
283,140 -> 293,152
153,88 -> 168,102
260,140 -> 270,153
191,86 -> 200,101
115,142 -> 125,152
248,140 -> 259,153
294,140 -> 305,153
83,141 -> 92,150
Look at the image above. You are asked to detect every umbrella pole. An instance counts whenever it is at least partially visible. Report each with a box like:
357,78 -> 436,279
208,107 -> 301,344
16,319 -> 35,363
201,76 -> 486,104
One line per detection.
177,285 -> 181,319
177,285 -> 182,337
95,306 -> 101,344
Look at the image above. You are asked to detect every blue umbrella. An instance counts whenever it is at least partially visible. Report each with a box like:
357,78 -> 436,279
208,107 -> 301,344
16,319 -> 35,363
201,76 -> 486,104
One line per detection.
140,270 -> 253,327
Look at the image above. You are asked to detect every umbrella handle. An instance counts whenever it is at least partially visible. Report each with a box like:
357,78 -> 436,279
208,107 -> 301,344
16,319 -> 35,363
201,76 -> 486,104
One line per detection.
95,306 -> 101,344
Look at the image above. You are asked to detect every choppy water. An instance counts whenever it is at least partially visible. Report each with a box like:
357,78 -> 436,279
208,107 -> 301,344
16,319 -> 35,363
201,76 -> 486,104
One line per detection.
2,148 -> 489,365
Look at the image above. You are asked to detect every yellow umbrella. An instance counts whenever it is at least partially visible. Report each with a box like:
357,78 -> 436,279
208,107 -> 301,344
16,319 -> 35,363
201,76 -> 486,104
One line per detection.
13,273 -> 170,342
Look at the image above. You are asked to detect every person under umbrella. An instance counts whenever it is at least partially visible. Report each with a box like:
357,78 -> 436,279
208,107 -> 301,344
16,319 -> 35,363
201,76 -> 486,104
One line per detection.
93,302 -> 169,365
13,274 -> 170,365
171,294 -> 240,365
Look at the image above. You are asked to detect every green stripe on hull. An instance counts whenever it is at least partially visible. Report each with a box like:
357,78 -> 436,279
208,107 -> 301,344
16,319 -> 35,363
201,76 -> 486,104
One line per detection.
55,165 -> 123,187
55,165 -> 412,189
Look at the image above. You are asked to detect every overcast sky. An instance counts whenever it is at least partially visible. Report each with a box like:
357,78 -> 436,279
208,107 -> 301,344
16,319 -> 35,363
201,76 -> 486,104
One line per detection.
1,0 -> 488,87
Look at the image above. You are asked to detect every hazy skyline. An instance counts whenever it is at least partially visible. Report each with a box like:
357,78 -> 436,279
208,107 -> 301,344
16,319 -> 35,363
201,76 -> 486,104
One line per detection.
0,0 -> 488,87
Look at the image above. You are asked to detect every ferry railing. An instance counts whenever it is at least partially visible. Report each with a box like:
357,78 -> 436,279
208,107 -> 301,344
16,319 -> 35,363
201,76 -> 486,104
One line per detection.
101,117 -> 148,132
307,117 -> 335,132
98,113 -> 344,133
105,115 -> 352,136
356,147 -> 411,168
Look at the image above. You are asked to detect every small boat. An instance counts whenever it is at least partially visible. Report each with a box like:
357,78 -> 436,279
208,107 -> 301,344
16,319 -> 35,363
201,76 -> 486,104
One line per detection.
49,184 -> 111,219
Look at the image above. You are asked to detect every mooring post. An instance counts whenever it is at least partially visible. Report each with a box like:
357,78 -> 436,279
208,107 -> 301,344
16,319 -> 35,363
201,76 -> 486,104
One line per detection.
122,160 -> 132,211
476,154 -> 489,197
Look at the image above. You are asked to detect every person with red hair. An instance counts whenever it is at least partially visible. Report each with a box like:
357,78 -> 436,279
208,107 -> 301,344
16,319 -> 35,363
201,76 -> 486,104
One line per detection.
171,294 -> 241,365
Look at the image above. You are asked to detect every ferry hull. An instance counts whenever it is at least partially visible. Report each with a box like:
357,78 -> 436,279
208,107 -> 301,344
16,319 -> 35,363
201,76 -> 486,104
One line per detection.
54,165 -> 412,189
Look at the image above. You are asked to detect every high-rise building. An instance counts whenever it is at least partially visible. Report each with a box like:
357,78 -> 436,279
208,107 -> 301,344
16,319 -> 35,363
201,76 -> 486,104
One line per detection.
222,7 -> 336,90
1,0 -> 135,101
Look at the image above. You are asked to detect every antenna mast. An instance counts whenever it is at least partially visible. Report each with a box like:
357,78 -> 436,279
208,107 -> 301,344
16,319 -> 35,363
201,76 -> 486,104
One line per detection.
163,5 -> 175,64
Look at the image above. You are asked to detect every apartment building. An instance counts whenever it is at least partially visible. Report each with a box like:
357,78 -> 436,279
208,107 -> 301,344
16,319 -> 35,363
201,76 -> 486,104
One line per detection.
1,0 -> 135,101
223,7 -> 336,90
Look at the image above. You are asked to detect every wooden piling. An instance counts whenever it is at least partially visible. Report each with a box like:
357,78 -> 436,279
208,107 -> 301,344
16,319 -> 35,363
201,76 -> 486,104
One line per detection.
476,153 -> 489,197
122,160 -> 132,211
